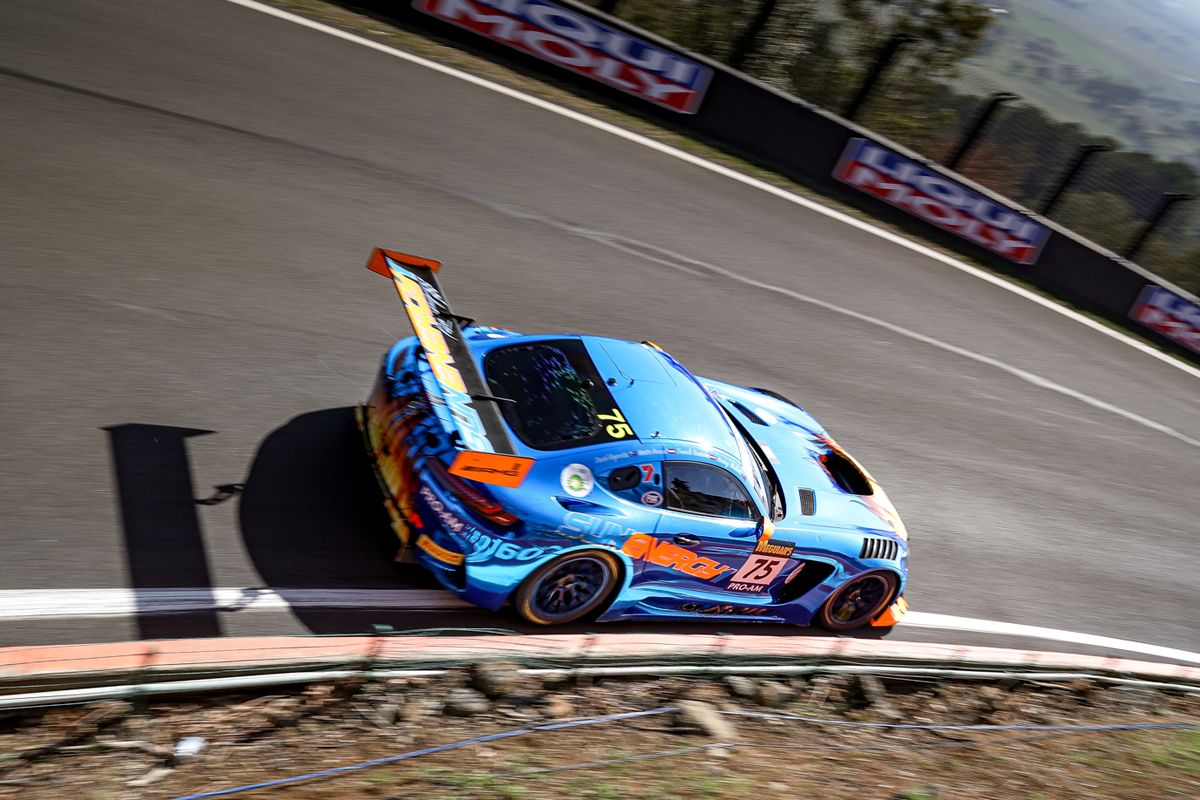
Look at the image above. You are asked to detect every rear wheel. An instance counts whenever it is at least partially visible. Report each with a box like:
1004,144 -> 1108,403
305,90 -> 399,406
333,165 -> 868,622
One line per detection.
816,571 -> 898,631
514,551 -> 620,625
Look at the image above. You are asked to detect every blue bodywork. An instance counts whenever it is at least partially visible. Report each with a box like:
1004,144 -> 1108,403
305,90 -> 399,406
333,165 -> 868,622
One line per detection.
360,325 -> 909,627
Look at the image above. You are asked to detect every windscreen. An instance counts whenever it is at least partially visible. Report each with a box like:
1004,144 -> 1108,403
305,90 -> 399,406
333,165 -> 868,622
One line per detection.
485,340 -> 636,450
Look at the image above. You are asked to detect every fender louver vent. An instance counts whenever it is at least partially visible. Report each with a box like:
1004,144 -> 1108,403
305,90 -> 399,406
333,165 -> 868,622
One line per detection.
729,400 -> 767,425
797,488 -> 816,516
860,537 -> 898,561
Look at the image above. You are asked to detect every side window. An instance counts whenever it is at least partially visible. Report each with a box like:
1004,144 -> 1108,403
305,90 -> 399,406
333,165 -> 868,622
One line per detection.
664,462 -> 756,520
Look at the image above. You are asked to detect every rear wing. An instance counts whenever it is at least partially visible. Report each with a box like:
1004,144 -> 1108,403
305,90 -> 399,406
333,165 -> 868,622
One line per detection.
367,248 -> 533,488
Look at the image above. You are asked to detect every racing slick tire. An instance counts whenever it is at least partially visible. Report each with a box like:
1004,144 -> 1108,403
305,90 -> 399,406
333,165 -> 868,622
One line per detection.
815,570 -> 899,632
514,550 -> 621,626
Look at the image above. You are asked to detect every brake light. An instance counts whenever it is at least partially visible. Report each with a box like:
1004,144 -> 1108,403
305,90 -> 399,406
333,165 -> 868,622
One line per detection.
427,458 -> 519,526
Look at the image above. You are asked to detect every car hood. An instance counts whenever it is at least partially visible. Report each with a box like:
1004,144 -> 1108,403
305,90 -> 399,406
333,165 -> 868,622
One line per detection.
701,380 -> 906,541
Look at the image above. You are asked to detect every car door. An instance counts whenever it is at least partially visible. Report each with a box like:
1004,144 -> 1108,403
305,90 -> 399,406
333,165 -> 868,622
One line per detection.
626,460 -> 787,615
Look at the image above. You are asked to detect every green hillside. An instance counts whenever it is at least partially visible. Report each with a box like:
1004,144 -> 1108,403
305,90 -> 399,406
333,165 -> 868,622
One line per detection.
966,0 -> 1200,166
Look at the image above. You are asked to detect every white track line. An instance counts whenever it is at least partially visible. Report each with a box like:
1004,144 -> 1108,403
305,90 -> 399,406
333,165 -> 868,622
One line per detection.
225,0 -> 1200,382
3,588 -> 1198,666
0,588 -> 469,621
902,612 -> 1200,668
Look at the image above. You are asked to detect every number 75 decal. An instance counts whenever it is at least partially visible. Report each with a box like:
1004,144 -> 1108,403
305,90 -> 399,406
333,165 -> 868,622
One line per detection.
728,554 -> 788,586
598,407 -> 634,439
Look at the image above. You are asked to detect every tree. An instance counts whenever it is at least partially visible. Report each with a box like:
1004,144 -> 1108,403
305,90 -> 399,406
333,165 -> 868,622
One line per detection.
837,0 -> 995,70
1054,192 -> 1141,252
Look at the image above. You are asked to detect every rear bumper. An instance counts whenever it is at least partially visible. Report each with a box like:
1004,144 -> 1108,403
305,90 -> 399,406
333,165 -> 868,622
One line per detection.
354,403 -> 415,553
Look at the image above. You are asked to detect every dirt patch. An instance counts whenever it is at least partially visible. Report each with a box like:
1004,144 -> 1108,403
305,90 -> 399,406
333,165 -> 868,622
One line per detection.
2,669 -> 1198,799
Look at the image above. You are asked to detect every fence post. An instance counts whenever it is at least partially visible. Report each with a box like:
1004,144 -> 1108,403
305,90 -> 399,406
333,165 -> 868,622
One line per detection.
1124,193 -> 1195,261
728,0 -> 779,71
946,92 -> 1019,170
843,34 -> 913,121
1040,143 -> 1111,216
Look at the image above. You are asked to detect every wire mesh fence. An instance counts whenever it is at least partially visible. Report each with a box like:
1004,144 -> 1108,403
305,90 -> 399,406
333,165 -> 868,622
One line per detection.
584,0 -> 1200,293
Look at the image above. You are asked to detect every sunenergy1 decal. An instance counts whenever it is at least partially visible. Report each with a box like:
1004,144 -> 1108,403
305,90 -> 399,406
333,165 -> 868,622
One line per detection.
384,256 -> 494,453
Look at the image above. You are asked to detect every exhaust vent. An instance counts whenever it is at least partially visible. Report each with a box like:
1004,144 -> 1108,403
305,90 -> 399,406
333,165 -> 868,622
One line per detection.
797,488 -> 816,516
821,449 -> 873,495
859,537 -> 898,561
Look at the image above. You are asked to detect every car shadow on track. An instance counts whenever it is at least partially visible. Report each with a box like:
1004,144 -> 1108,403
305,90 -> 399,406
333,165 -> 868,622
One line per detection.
237,406 -> 893,641
107,423 -> 224,639
238,407 -> 446,624
110,406 -> 891,642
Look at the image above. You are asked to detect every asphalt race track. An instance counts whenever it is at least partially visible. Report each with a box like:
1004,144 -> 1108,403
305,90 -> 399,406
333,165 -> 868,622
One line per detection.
2,0 -> 1198,658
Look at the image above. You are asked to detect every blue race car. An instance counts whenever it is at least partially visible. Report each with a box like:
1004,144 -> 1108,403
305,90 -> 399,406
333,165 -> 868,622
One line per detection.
357,248 -> 909,631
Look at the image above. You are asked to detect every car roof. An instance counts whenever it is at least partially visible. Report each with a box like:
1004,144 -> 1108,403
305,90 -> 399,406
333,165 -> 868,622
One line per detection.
473,333 -> 747,476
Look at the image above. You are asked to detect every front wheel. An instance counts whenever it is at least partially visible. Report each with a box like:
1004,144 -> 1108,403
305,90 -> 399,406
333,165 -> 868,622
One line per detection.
514,551 -> 621,625
816,571 -> 899,631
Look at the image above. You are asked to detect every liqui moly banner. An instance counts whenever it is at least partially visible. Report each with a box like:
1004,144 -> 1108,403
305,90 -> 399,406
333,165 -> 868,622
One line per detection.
414,0 -> 712,113
1129,285 -> 1200,356
835,138 -> 1051,265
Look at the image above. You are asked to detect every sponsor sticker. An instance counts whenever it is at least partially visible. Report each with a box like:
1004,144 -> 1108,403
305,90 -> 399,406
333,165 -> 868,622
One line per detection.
460,528 -> 561,561
834,138 -> 1050,265
1129,285 -> 1200,356
449,450 -> 534,488
414,0 -> 712,113
418,484 -> 475,536
621,532 -> 733,580
641,489 -> 663,506
417,533 -> 465,565
726,555 -> 787,592
554,511 -> 635,549
561,463 -> 594,497
726,535 -> 795,593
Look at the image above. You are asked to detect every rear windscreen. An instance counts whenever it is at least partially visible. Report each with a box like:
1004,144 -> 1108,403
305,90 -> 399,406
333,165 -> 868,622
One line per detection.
485,340 -> 636,450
